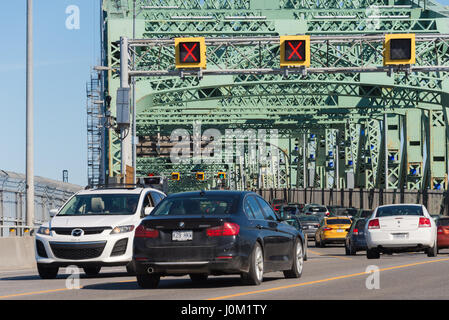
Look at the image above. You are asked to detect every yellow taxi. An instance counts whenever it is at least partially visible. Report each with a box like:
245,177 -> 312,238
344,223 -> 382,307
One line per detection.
315,217 -> 352,247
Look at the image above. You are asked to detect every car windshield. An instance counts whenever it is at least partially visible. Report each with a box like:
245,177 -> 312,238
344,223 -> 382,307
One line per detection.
150,196 -> 239,216
298,215 -> 320,222
355,219 -> 367,229
376,205 -> 423,217
439,219 -> 449,227
327,218 -> 352,225
57,194 -> 140,216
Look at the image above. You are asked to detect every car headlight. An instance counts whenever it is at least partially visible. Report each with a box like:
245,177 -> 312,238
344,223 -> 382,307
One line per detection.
37,226 -> 51,235
110,225 -> 135,234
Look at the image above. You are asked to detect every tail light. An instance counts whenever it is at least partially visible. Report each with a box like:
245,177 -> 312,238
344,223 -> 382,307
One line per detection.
135,225 -> 159,238
323,227 -> 332,231
207,222 -> 240,237
368,219 -> 380,229
325,212 -> 330,216
418,217 -> 431,228
353,228 -> 359,235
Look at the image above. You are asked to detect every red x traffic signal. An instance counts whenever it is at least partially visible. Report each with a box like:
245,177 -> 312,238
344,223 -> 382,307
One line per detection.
280,36 -> 311,67
175,37 -> 206,69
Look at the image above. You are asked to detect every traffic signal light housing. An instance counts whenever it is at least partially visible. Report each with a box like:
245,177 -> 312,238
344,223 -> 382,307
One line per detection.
217,172 -> 226,180
280,35 -> 311,67
175,37 -> 206,69
196,172 -> 205,181
383,34 -> 416,66
171,172 -> 180,181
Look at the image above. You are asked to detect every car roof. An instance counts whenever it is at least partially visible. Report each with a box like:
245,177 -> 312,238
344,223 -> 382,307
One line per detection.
167,190 -> 253,198
76,187 -> 164,196
376,204 -> 422,208
325,217 -> 352,220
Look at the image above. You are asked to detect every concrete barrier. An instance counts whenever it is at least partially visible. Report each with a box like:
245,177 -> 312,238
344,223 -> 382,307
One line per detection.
0,237 -> 36,271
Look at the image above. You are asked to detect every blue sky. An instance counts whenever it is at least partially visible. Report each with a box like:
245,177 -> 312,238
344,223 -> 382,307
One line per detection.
0,1 -> 100,186
0,0 -> 448,187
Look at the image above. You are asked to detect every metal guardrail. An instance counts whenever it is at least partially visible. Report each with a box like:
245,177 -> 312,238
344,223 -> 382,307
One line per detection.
0,225 -> 37,237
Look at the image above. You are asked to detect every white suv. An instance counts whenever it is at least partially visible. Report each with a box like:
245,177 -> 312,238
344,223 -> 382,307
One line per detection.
35,186 -> 166,279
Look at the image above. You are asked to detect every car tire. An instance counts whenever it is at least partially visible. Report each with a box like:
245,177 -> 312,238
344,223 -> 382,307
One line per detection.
241,242 -> 264,286
349,242 -> 357,255
189,274 -> 208,282
320,239 -> 326,247
314,238 -> 320,248
284,238 -> 304,279
345,243 -> 350,255
427,240 -> 438,257
367,248 -> 380,259
37,264 -> 59,279
136,274 -> 160,289
83,266 -> 101,277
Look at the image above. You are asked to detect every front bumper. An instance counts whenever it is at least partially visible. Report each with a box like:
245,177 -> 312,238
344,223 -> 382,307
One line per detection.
35,232 -> 134,267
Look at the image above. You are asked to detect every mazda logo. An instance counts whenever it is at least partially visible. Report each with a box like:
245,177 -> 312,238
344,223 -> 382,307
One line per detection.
71,229 -> 84,237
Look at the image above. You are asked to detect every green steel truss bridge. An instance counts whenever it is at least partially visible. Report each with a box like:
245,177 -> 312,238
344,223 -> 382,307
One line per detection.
89,0 -> 449,193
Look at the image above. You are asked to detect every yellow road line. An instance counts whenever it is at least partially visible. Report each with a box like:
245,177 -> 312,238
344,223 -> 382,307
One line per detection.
0,287 -> 84,300
207,257 -> 449,300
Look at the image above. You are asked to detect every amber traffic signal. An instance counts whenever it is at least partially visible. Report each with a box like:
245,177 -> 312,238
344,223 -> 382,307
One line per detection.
384,34 -> 416,66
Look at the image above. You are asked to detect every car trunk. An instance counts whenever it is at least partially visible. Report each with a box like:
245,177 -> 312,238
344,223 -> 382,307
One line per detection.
378,216 -> 420,232
140,216 -> 231,262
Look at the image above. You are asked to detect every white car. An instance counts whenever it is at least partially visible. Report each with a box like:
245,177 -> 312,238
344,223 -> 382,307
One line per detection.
35,186 -> 166,279
365,204 -> 437,259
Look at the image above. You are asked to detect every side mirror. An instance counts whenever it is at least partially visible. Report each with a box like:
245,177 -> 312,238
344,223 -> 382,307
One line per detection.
49,209 -> 58,218
144,207 -> 154,216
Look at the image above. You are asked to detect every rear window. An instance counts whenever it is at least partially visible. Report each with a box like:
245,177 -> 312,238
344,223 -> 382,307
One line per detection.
283,207 -> 297,213
345,208 -> 358,215
376,205 -> 423,218
150,196 -> 239,216
272,199 -> 285,205
327,218 -> 352,225
438,218 -> 449,227
360,210 -> 372,218
355,219 -> 367,229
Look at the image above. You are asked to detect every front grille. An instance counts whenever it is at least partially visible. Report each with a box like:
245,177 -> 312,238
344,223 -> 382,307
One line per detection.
111,238 -> 128,257
36,240 -> 48,258
51,227 -> 111,235
50,241 -> 106,260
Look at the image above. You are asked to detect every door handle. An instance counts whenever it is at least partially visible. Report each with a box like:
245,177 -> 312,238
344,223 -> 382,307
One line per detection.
256,224 -> 263,229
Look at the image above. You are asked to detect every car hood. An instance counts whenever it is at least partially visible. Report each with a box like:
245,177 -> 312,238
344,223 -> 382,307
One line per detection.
50,215 -> 137,228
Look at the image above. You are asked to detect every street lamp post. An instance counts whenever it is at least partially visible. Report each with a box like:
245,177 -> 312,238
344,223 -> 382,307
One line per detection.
26,0 -> 35,230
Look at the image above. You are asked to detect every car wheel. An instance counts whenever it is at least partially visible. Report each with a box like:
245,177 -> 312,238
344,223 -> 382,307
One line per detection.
37,264 -> 59,279
284,238 -> 304,279
349,242 -> 357,256
136,274 -> 160,289
314,238 -> 320,248
189,274 -> 208,282
366,248 -> 380,259
241,242 -> 264,286
83,266 -> 101,277
427,240 -> 438,257
320,239 -> 326,247
345,243 -> 350,255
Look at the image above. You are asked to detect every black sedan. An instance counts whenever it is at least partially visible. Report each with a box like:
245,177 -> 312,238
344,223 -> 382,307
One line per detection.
132,191 -> 305,288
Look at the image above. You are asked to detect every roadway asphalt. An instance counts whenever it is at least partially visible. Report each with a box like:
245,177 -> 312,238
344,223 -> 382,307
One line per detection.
1,242 -> 449,300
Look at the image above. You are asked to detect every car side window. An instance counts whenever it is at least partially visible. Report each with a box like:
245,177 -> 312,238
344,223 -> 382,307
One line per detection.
256,197 -> 278,221
243,197 -> 256,220
247,196 -> 265,220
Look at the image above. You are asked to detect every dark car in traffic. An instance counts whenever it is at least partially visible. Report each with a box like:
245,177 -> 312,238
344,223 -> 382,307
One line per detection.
281,205 -> 302,216
345,218 -> 368,255
271,198 -> 287,214
297,215 -> 321,240
132,191 -> 305,288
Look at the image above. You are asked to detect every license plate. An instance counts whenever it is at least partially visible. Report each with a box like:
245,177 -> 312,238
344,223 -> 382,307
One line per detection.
172,230 -> 193,241
393,233 -> 408,239
337,229 -> 344,233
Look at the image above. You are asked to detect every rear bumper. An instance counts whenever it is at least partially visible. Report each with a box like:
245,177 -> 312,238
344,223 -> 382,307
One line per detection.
323,237 -> 346,243
366,229 -> 435,249
437,235 -> 449,248
132,256 -> 247,276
